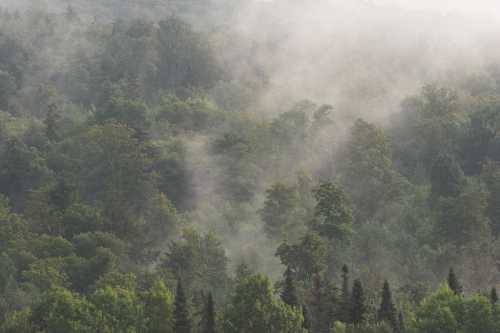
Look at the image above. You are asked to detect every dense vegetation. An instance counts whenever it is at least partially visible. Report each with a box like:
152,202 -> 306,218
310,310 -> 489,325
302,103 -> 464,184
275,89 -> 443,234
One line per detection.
1,2 -> 500,332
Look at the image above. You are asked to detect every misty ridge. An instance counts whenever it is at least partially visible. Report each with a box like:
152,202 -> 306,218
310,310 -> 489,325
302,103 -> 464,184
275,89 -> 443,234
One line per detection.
1,1 -> 500,332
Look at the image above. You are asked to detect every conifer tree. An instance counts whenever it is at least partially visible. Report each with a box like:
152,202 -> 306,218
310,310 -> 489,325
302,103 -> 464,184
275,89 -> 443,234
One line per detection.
202,292 -> 216,333
281,266 -> 299,308
302,305 -> 311,331
174,280 -> 191,333
491,287 -> 498,304
378,280 -> 397,330
341,264 -> 350,322
350,279 -> 366,324
398,311 -> 405,333
45,102 -> 60,142
447,268 -> 462,295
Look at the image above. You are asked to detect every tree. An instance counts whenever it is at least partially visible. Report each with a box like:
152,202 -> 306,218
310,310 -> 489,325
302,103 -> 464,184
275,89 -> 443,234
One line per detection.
143,280 -> 174,333
281,266 -> 299,308
260,183 -> 300,240
398,312 -> 405,333
223,274 -> 306,333
430,153 -> 465,199
340,264 -> 350,322
378,280 -> 397,330
31,287 -> 97,333
276,232 -> 327,284
201,292 -> 216,333
45,102 -> 60,142
164,229 -> 228,302
351,279 -> 366,324
312,182 -> 352,241
490,287 -> 498,304
447,268 -> 462,296
174,280 -> 191,333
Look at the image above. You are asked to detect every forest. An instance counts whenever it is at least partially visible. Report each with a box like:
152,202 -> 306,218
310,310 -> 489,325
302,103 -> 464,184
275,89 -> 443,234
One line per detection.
1,0 -> 500,332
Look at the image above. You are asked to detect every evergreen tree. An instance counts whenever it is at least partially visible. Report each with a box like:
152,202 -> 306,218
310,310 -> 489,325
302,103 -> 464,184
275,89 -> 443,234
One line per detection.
45,102 -> 60,142
447,268 -> 462,295
340,264 -> 350,322
378,280 -> 397,330
302,305 -> 311,331
491,287 -> 498,304
281,266 -> 299,308
350,279 -> 366,324
174,280 -> 191,333
398,311 -> 405,333
202,292 -> 216,333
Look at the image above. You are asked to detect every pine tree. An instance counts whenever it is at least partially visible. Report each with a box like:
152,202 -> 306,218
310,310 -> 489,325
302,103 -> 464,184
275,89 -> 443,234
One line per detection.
202,292 -> 216,333
341,264 -> 350,322
447,268 -> 462,295
398,311 -> 405,333
174,280 -> 191,333
350,279 -> 366,325
281,266 -> 299,308
378,280 -> 397,330
45,102 -> 60,142
491,287 -> 498,304
302,305 -> 311,331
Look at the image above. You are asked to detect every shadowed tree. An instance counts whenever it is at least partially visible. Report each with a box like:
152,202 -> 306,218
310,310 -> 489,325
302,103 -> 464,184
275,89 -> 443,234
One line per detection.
447,268 -> 462,296
281,266 -> 299,308
202,292 -> 216,333
491,287 -> 498,304
350,279 -> 366,324
378,280 -> 397,330
174,280 -> 191,333
341,264 -> 350,322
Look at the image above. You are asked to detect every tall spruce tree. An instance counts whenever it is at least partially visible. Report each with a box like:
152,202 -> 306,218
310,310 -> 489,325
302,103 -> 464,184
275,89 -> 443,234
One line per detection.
45,102 -> 60,142
202,292 -> 216,333
350,279 -> 366,325
447,268 -> 462,295
378,280 -> 397,330
174,280 -> 191,333
281,266 -> 299,308
341,264 -> 350,322
491,287 -> 498,304
302,305 -> 311,331
398,312 -> 405,333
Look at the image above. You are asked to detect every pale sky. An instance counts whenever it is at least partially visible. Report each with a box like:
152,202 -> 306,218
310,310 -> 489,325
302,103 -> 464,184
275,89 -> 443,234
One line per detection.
372,0 -> 500,17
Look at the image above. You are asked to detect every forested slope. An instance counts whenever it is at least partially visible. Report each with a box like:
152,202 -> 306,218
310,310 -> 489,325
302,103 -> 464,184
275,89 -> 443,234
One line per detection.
1,2 -> 500,332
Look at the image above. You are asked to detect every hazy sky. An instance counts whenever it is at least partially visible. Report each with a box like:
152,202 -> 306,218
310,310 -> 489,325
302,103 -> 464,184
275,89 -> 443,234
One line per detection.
373,0 -> 500,18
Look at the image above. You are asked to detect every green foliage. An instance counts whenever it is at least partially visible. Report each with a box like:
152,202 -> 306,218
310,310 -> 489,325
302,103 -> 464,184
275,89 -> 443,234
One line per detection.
313,182 -> 353,241
163,229 -> 228,301
223,274 -> 306,333
351,279 -> 366,325
281,266 -> 299,308
143,280 -> 174,333
261,182 -> 302,240
174,280 -> 191,333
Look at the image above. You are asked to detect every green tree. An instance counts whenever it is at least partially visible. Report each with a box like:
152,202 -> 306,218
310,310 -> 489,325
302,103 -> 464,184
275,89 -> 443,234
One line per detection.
378,280 -> 397,330
340,264 -> 350,322
490,287 -> 498,304
447,268 -> 462,296
30,287 -> 96,333
281,266 -> 299,308
430,153 -> 465,199
223,274 -> 306,333
201,292 -> 216,333
351,279 -> 366,324
260,182 -> 301,240
45,102 -> 61,142
174,280 -> 191,333
143,279 -> 174,333
276,232 -> 327,284
312,182 -> 352,241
